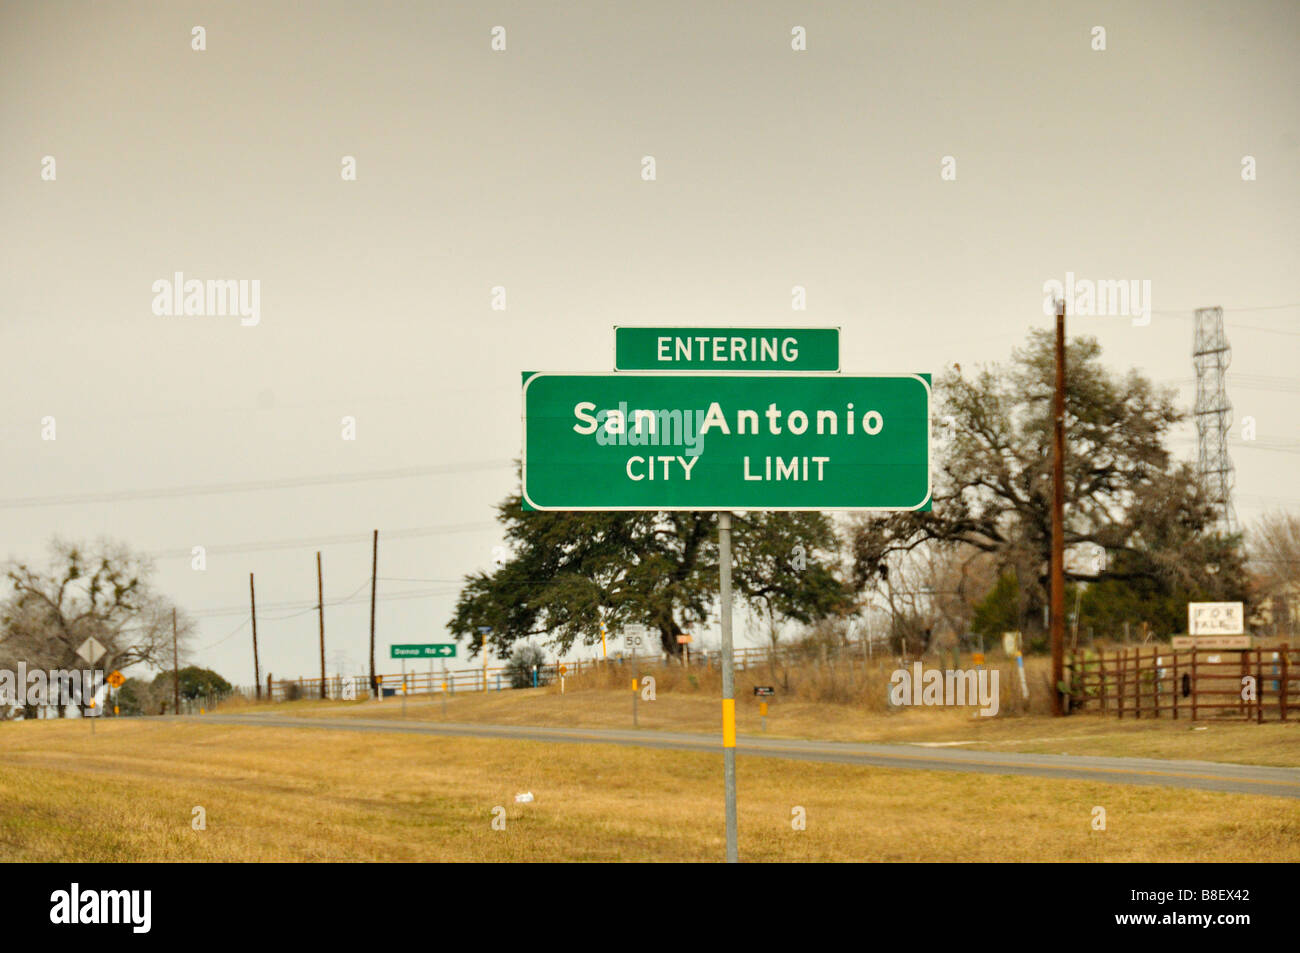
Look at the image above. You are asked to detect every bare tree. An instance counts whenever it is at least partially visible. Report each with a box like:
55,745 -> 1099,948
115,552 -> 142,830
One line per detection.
1249,511 -> 1300,637
0,539 -> 194,715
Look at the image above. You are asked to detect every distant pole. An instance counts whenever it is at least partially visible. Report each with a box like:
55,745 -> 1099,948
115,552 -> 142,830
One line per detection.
369,530 -> 378,697
317,552 -> 327,699
172,607 -> 180,714
250,573 -> 261,700
718,511 -> 738,863
1051,299 -> 1067,717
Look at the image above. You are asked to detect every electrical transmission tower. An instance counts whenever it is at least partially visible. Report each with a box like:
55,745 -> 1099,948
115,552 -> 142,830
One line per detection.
1192,306 -> 1237,535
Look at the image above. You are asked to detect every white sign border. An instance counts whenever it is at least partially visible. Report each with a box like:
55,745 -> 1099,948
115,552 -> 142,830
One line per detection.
520,370 -> 932,512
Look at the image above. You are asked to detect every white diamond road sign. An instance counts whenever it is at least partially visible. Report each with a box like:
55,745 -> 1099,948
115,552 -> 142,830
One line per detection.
76,637 -> 107,665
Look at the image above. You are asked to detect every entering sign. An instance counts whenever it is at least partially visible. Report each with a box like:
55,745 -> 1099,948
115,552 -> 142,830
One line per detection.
521,372 -> 931,511
390,644 -> 457,659
615,327 -> 840,372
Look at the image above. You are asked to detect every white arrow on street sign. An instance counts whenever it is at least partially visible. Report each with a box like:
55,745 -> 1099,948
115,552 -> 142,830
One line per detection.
76,637 -> 107,665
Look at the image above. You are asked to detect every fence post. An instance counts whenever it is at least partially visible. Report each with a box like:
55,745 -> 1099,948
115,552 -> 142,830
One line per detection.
1191,648 -> 1198,721
1133,648 -> 1141,719
1152,647 -> 1159,718
1281,650 -> 1289,722
1240,652 -> 1247,718
1117,649 -> 1125,719
1257,649 -> 1265,725
1172,648 -> 1179,720
1099,649 -> 1107,713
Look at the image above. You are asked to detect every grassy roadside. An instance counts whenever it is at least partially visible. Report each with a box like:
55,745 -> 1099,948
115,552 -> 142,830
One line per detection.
1,719 -> 1297,862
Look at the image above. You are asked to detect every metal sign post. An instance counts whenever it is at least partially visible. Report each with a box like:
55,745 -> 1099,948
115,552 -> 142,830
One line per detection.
521,328 -> 930,865
718,511 -> 737,864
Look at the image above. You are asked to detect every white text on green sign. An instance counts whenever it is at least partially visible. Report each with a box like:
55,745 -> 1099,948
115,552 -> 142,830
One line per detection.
390,644 -> 457,659
521,373 -> 930,510
614,327 -> 839,372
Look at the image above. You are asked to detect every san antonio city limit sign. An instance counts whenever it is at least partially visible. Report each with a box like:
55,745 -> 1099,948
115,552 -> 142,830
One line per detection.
520,372 -> 931,511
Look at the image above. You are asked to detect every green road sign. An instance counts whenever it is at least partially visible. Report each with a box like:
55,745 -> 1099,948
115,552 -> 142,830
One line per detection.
521,372 -> 930,511
390,644 -> 457,659
614,327 -> 839,372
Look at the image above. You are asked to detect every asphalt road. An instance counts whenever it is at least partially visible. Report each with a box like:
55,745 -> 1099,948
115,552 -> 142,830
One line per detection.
195,712 -> 1300,799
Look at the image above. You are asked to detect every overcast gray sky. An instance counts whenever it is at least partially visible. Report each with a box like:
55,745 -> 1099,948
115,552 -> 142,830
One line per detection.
2,0 -> 1296,686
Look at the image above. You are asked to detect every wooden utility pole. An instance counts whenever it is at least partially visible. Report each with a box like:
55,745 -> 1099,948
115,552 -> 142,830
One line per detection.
172,607 -> 180,714
1050,299 -> 1067,716
250,572 -> 262,700
317,551 -> 327,699
369,530 -> 378,696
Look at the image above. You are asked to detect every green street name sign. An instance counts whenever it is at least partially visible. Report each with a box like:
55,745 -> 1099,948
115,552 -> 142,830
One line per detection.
521,372 -> 930,511
390,644 -> 457,659
614,327 -> 839,372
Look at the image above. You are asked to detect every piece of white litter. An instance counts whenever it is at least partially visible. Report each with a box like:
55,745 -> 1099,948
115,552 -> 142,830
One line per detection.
514,792 -> 534,803
1193,726 -> 1208,731
911,741 -> 980,747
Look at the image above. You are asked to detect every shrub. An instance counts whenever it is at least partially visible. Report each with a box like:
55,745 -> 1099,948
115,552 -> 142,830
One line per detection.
506,643 -> 549,689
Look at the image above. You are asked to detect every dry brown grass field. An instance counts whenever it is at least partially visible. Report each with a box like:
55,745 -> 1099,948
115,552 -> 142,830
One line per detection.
236,658 -> 1300,769
1,714 -> 1298,862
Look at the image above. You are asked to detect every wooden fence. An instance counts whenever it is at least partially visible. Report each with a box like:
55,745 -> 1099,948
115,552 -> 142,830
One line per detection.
1065,644 -> 1297,721
261,643 -> 829,702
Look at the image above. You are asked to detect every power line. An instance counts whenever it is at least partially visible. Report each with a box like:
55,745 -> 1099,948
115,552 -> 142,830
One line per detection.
196,616 -> 250,651
0,460 -> 515,510
1152,303 -> 1300,316
189,584 -> 458,620
1148,305 -> 1300,336
146,521 -> 497,561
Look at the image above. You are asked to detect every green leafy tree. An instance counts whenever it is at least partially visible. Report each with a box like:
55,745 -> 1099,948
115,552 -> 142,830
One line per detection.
849,330 -> 1248,637
172,666 -> 233,700
116,677 -> 146,716
970,571 -> 1021,638
449,488 -> 851,658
